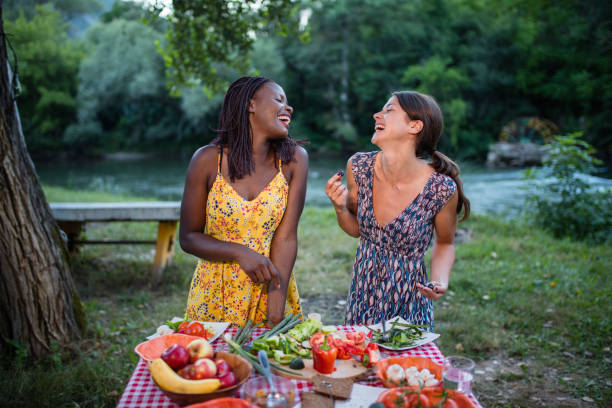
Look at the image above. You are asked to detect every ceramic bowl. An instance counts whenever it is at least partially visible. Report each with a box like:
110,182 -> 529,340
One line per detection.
377,386 -> 476,408
375,356 -> 443,388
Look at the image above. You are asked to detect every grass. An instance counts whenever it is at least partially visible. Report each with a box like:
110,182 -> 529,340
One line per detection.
0,186 -> 610,407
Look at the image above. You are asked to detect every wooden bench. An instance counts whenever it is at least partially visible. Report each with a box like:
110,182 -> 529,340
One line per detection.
50,202 -> 181,280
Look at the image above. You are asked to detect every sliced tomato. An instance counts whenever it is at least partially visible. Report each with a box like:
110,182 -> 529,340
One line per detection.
346,331 -> 366,345
309,333 -> 325,348
332,337 -> 346,348
443,400 -> 460,408
177,321 -> 190,333
185,321 -> 205,337
336,345 -> 352,360
202,329 -> 215,340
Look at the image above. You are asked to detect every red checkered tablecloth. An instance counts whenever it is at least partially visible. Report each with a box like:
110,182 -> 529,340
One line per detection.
117,325 -> 482,407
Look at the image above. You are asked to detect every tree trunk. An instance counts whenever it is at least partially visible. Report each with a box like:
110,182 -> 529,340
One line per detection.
0,4 -> 83,359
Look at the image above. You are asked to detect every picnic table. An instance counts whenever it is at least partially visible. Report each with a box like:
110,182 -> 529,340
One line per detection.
117,325 -> 482,407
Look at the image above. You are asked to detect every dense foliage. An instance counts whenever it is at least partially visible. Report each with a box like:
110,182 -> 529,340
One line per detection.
4,0 -> 611,164
525,133 -> 612,242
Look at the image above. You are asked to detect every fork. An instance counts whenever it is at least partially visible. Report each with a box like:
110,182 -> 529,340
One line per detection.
381,314 -> 389,343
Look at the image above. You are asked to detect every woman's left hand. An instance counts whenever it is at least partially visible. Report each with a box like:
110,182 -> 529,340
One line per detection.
416,280 -> 447,301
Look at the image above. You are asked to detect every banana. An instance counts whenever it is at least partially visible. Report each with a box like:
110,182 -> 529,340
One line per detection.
149,358 -> 221,394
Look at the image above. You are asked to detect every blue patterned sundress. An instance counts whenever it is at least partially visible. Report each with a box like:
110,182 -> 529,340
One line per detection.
345,152 -> 457,328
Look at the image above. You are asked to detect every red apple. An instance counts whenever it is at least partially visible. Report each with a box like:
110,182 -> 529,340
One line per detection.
161,344 -> 190,370
214,358 -> 232,377
177,363 -> 196,379
187,339 -> 213,362
218,371 -> 237,388
192,358 -> 217,379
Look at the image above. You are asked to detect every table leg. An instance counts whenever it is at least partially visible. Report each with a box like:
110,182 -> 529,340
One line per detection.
152,220 -> 178,282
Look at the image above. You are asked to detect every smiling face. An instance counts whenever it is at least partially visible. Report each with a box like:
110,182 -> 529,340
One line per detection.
372,96 -> 423,148
249,82 -> 293,140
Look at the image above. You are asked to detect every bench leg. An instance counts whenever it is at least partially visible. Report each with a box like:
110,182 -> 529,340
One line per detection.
57,221 -> 84,253
152,221 -> 178,281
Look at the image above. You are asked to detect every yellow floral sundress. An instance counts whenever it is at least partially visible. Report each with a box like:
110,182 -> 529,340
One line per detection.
186,149 -> 302,326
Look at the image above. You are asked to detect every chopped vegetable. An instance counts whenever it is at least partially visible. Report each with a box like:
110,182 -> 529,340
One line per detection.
368,321 -> 430,349
286,318 -> 322,342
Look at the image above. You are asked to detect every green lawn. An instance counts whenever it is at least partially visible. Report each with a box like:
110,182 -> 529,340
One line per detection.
0,187 -> 609,407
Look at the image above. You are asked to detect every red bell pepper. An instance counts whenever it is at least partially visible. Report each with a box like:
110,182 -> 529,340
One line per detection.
332,338 -> 352,360
312,335 -> 337,374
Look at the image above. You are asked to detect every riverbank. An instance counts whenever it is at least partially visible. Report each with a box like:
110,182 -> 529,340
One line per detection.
0,188 -> 610,407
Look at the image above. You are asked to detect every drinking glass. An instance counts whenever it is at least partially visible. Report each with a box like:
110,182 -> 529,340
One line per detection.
443,356 -> 475,394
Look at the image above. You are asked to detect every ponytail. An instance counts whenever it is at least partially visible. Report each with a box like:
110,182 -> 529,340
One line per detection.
431,151 -> 470,222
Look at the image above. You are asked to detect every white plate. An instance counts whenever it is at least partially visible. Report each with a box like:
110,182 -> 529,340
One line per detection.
355,316 -> 440,351
147,317 -> 229,343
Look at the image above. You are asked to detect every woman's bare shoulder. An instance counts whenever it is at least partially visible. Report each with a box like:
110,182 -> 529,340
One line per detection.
188,144 -> 219,174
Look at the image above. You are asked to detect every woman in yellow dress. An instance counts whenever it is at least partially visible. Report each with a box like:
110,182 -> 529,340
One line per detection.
179,76 -> 307,327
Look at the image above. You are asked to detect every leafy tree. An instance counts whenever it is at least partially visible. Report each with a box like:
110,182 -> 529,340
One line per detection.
5,5 -> 85,154
156,0 -> 304,93
511,0 -> 612,163
66,18 -> 179,152
403,56 -> 470,152
3,0 -> 103,20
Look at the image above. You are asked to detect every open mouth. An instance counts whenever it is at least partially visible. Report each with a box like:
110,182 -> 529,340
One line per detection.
278,114 -> 291,128
375,123 -> 385,131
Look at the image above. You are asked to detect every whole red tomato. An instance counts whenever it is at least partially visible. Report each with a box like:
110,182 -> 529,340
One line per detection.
185,321 -> 205,337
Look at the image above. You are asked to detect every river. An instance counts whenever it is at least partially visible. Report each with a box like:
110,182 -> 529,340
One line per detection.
34,155 -> 612,217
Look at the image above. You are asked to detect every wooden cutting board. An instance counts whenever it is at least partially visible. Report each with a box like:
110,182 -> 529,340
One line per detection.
272,358 -> 368,381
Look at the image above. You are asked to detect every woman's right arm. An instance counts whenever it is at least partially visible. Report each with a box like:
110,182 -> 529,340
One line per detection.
179,146 -> 279,286
325,157 -> 360,238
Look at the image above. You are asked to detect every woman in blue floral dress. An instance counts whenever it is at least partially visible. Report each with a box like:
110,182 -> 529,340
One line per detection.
325,91 -> 470,327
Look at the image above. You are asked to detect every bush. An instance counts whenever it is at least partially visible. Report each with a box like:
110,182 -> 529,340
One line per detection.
524,132 -> 612,243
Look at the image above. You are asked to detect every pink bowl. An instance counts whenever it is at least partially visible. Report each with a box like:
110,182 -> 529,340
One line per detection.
134,334 -> 203,362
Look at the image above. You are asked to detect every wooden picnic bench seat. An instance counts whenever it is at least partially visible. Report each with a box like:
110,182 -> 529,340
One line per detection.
50,202 -> 181,279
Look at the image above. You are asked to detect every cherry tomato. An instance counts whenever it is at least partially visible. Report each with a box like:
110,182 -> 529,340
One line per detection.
177,321 -> 190,333
185,321 -> 205,337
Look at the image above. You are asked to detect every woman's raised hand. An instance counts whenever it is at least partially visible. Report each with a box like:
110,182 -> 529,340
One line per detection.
236,247 -> 280,288
325,171 -> 348,210
416,280 -> 447,301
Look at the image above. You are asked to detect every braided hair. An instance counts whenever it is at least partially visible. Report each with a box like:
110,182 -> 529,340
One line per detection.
393,91 -> 470,221
213,76 -> 301,181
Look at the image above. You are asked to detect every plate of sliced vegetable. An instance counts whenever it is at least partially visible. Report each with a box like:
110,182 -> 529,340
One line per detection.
357,316 -> 440,350
147,317 -> 229,343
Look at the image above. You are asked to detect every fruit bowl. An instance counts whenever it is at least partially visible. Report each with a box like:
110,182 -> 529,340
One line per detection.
151,351 -> 253,406
135,333 -> 203,362
375,356 -> 443,388
377,386 -> 476,408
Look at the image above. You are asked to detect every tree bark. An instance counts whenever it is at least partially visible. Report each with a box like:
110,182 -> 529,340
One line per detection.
0,4 -> 83,359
